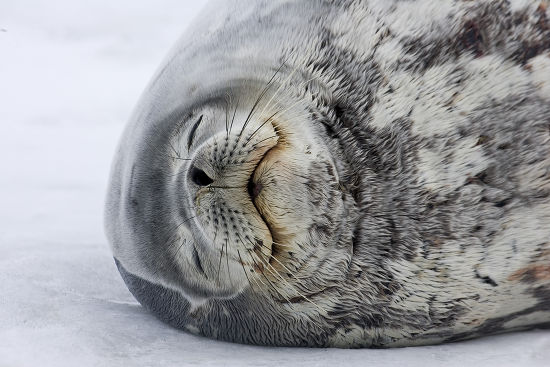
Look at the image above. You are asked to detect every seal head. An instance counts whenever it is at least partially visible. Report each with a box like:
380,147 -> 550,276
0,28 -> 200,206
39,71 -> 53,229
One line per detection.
106,71 -> 356,345
106,0 -> 550,347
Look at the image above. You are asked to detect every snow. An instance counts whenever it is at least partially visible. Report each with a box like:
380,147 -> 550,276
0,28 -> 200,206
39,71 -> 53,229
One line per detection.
0,1 -> 549,366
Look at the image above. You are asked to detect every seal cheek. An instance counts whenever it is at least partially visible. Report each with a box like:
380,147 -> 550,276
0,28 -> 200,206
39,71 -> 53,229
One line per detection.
251,147 -> 320,241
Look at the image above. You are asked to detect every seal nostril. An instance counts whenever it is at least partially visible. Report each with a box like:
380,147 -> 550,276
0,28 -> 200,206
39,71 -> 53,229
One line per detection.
190,166 -> 213,186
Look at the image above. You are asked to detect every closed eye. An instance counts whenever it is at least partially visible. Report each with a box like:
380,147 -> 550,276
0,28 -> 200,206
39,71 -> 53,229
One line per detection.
192,245 -> 206,277
187,114 -> 204,151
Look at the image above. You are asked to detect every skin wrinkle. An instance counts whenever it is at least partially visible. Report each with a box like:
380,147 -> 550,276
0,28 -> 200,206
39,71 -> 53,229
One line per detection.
105,0 -> 550,347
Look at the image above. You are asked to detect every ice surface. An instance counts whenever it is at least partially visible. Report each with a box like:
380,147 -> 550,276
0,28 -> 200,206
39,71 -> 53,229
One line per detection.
0,1 -> 549,366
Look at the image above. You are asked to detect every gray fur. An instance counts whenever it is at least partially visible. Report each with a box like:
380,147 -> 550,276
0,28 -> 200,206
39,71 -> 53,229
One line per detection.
105,0 -> 550,347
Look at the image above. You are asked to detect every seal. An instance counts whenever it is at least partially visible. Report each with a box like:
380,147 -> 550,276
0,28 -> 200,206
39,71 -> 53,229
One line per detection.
105,0 -> 550,347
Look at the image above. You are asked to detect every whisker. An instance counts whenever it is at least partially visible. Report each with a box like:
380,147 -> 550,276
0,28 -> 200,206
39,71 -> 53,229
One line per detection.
269,92 -> 316,123
242,234 -> 293,262
212,228 -> 223,284
237,249 -> 255,292
165,214 -> 199,244
271,240 -> 309,258
244,246 -> 326,328
242,97 -> 315,150
238,61 -> 287,139
175,238 -> 187,256
167,139 -> 181,159
264,248 -> 301,281
256,57 -> 302,123
142,137 -> 183,163
225,238 -> 232,287
242,61 -> 319,148
253,251 -> 327,314
237,234 -> 292,300
271,240 -> 298,249
244,248 -> 295,305
225,92 -> 231,138
251,135 -> 278,149
229,96 -> 240,135
217,246 -> 225,284
208,185 -> 245,189
243,110 -> 280,147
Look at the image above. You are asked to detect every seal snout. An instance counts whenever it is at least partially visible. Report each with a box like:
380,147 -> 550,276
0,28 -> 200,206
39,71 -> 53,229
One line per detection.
176,116 -> 280,288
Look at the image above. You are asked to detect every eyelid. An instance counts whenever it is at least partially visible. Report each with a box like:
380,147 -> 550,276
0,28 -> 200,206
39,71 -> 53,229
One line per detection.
187,114 -> 204,151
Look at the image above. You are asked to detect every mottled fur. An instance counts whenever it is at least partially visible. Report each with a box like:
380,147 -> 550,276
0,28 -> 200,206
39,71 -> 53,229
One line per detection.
106,0 -> 550,347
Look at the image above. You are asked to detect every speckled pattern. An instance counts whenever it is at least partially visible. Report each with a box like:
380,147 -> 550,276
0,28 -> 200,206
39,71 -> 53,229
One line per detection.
106,0 -> 550,347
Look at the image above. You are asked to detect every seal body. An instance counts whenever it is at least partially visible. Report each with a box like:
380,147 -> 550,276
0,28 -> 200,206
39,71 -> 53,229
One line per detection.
105,0 -> 550,347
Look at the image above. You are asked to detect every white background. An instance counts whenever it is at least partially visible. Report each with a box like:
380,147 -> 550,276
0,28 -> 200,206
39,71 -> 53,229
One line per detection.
0,1 -> 549,366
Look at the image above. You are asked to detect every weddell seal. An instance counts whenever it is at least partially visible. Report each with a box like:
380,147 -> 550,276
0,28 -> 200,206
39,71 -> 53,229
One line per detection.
105,0 -> 550,347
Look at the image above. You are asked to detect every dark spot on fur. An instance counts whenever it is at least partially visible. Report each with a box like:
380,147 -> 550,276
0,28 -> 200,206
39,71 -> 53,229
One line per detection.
475,135 -> 491,146
475,269 -> 498,287
497,142 -> 511,150
509,265 -> 550,283
510,5 -> 550,64
333,103 -> 345,121
514,41 -> 543,65
475,170 -> 489,184
351,227 -> 360,256
494,197 -> 511,208
461,20 -> 484,57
